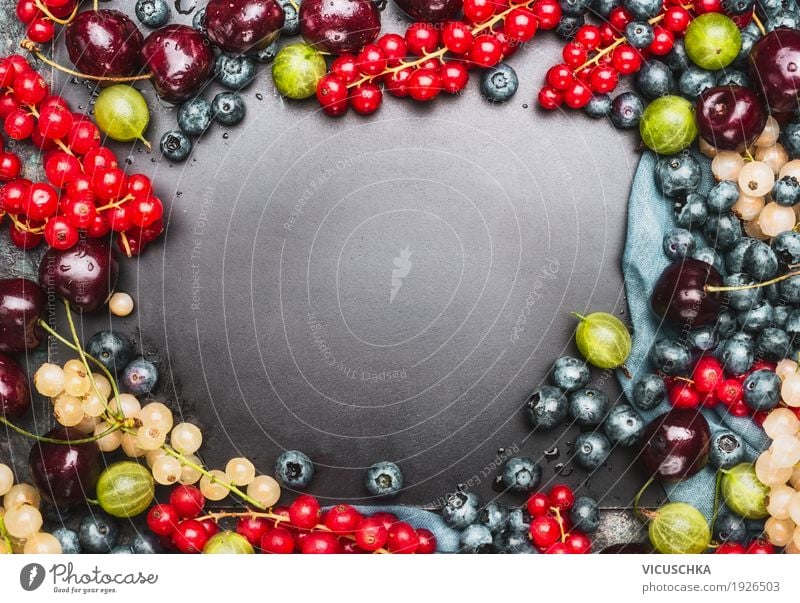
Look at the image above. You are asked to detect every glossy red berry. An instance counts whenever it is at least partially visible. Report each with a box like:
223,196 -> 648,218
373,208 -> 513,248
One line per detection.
62,197 -> 97,230
746,539 -> 774,554
648,26 -> 674,56
43,215 -> 79,250
463,0 -> 496,23
538,86 -> 562,110
408,68 -> 442,101
386,521 -> 419,554
564,531 -> 592,554
692,357 -> 723,394
599,23 -> 617,45
127,173 -> 153,198
67,120 -> 101,155
415,528 -> 437,554
669,382 -> 700,409
236,516 -> 270,546
82,146 -> 118,177
16,0 -> 40,24
24,182 -> 58,220
608,6 -> 633,32
532,0 -> 561,29
530,515 -> 561,549
376,33 -> 406,66
505,7 -> 538,43
727,398 -> 751,417
370,512 -> 398,531
173,519 -> 209,554
0,93 -> 20,119
526,492 -> 550,516
405,23 -> 439,56
716,542 -> 746,554
147,504 -> 179,536
0,179 -> 30,213
301,531 -> 342,554
385,67 -> 413,97
27,18 -> 55,44
574,24 -> 601,49
324,504 -> 363,533
546,542 -> 571,554
351,82 -> 383,115
694,0 -> 721,13
261,526 -> 295,553
717,378 -> 743,406
442,21 -> 474,54
12,70 -> 48,105
128,195 -> 163,228
440,61 -> 469,94
9,224 -> 42,250
169,485 -> 206,519
4,109 -> 34,140
331,54 -> 360,84
546,64 -> 573,91
289,494 -> 321,529
357,44 -> 387,76
563,80 -> 592,108
663,6 -> 690,32
549,484 -> 575,510
562,42 -> 588,69
92,167 -> 128,201
316,74 -> 349,117
199,518 -> 219,538
589,65 -> 618,93
354,517 -> 388,551
0,151 -> 21,181
44,151 -> 82,188
611,44 -> 642,75
469,34 -> 503,68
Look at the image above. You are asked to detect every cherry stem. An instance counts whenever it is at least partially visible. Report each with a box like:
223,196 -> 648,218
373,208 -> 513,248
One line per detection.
0,415 -> 120,444
33,0 -> 78,25
119,231 -> 132,258
20,40 -> 153,83
194,510 -> 390,554
633,475 -> 655,524
752,12 -> 767,36
706,270 -> 800,293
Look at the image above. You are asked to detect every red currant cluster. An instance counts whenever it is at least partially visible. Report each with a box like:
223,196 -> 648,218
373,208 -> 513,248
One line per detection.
146,485 -> 437,554
14,0 -> 78,46
525,484 -> 593,554
538,0 -> 748,110
664,356 -> 791,424
716,539 -> 775,554
0,55 -> 164,257
316,0 -> 562,116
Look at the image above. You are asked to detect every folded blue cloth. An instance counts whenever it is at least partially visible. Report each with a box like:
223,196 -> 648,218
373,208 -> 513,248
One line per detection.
617,150 -> 770,520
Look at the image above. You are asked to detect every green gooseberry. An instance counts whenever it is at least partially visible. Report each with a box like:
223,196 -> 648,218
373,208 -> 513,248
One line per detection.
203,531 -> 254,554
94,85 -> 151,147
649,502 -> 711,554
272,43 -> 327,100
573,311 -> 632,370
721,463 -> 769,519
684,13 -> 741,71
639,96 -> 698,154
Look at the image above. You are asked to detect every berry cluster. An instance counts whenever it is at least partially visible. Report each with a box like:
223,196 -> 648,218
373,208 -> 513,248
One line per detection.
0,55 -> 165,257
315,0 -> 562,116
538,0 -> 742,110
14,0 -> 78,46
525,485 -> 593,553
146,485 -> 437,554
0,464 -> 62,553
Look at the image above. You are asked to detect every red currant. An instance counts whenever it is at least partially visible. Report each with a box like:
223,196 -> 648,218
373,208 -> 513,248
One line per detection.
0,151 -> 21,181
546,542 -> 571,553
331,54 -> 360,84
354,517 -> 388,551
370,512 -> 398,531
27,18 -> 55,44
126,173 -> 153,198
562,42 -> 588,69
236,516 -> 270,546
9,224 -> 42,250
301,531 -> 342,554
692,357 -> 723,394
405,22 -> 439,56
611,44 -> 642,75
62,197 -> 97,230
0,93 -> 21,119
108,204 -> 132,232
261,526 -> 295,553
169,485 -> 205,519
12,70 -> 48,105
599,22 -> 617,46
608,6 -> 633,32
43,216 -> 79,250
589,65 -> 618,93
694,0 -> 721,13
68,120 -> 101,155
128,195 -> 163,228
715,542 -> 746,554
537,86 -> 562,110
147,504 -> 179,536
408,68 -> 442,101
92,167 -> 128,201
442,21 -> 474,54
173,519 -> 209,554
463,0 -> 496,23
24,182 -> 58,220
15,0 -> 40,23
0,179 -> 31,213
385,67 -> 414,97
746,539 -> 774,554
350,82 -> 383,115
324,504 -> 362,533
469,34 -> 503,68
669,382 -> 700,409
86,212 -> 111,238
546,64 -> 573,91
289,494 -> 321,529
44,151 -> 82,188
727,398 -> 751,417
4,109 -> 34,140
716,378 -> 743,406
504,7 -> 538,43
357,44 -> 387,76
6,55 -> 31,77
548,484 -> 575,510
648,26 -> 674,56
530,515 -> 561,549
663,6 -> 690,32
82,146 -> 118,177
440,61 -> 469,94
526,492 -> 550,516
563,80 -> 592,108
532,0 -> 561,29
377,33 -> 407,66
574,24 -> 601,49
416,528 -> 437,554
564,531 -> 592,554
386,521 -> 419,554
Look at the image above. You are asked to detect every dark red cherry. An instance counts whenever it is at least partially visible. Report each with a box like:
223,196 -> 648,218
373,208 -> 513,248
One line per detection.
38,238 -> 119,313
300,0 -> 381,54
749,28 -> 800,113
141,25 -> 214,104
638,408 -> 710,482
393,0 -> 461,22
28,427 -> 101,507
0,353 -> 31,419
695,86 -> 767,151
0,278 -> 46,353
650,258 -> 723,328
65,10 -> 144,78
205,0 -> 285,54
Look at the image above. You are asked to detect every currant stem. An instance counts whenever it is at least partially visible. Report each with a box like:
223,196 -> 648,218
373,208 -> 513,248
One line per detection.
706,270 -> 800,293
119,232 -> 132,258
633,475 -> 655,523
21,40 -> 153,82
752,12 -> 767,36
194,510 -> 390,554
0,415 -> 120,444
33,0 -> 78,25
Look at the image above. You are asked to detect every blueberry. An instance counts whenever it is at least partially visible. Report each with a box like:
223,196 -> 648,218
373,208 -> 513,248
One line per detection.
716,70 -> 749,87
192,7 -> 206,34
52,527 -> 81,554
278,0 -> 300,35
507,508 -> 532,533
121,358 -> 158,395
709,430 -> 746,470
779,274 -> 800,304
675,192 -> 708,228
756,328 -> 791,362
480,63 -> 518,102
773,176 -> 800,206
603,404 -> 645,447
255,41 -> 279,64
773,304 -> 791,329
570,496 -> 600,533
79,512 -> 119,553
159,129 -> 193,162
623,0 -> 662,19
759,0 -> 787,18
678,66 -> 716,101
649,339 -> 691,376
665,39 -> 690,72
501,457 -> 541,493
364,461 -> 404,498
656,154 -> 702,197
135,0 -> 170,27
584,94 -> 612,118
743,241 -> 779,280
635,60 -> 675,99
459,524 -> 494,553
593,0 -> 621,17
574,432 -> 611,471
766,9 -> 800,31
742,369 -> 781,410
555,14 -> 585,40
625,21 -> 654,49
714,511 -> 748,543
715,309 -> 739,339
609,92 -> 644,129
216,54 -> 256,90
442,491 -> 480,528
693,247 -> 724,272
559,0 -> 592,16
633,374 -> 666,410
111,545 -> 133,554
746,517 -> 767,537
568,387 -> 610,427
212,92 -> 246,126
551,356 -> 590,392
725,238 -> 756,273
493,530 -> 537,553
274,450 -> 315,489
785,309 -> 800,344
178,98 -> 213,137
86,330 -> 132,374
718,334 -> 755,375
738,300 -> 773,332
686,325 -> 719,352
783,120 -> 800,158
662,228 -> 695,260
477,501 -> 509,534
526,385 -> 568,429
735,32 -> 760,67
131,533 -> 163,554
707,180 -> 739,213
704,212 -> 743,251
721,0 -> 754,13
724,273 -> 762,311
